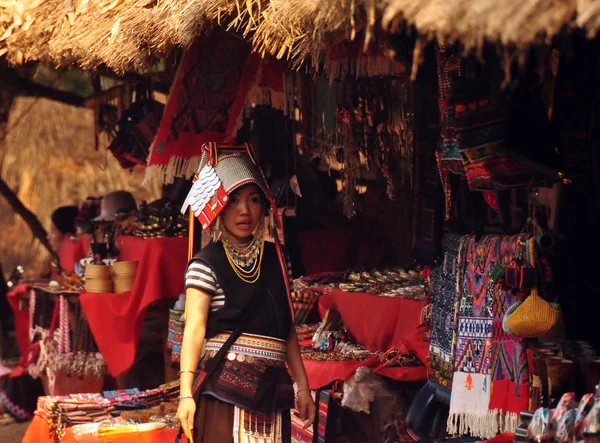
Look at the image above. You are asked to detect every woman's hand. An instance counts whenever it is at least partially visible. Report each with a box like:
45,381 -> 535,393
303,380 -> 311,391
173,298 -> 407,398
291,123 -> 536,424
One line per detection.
176,398 -> 196,440
296,389 -> 316,429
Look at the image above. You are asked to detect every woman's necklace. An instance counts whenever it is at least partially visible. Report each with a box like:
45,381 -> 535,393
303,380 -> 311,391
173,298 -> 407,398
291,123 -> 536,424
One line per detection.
222,220 -> 265,283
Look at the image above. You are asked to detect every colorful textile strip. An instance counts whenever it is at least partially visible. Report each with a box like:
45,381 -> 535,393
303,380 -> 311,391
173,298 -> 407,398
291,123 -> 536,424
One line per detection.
448,234 -> 530,439
203,332 -> 287,364
291,411 -> 314,443
317,390 -> 331,443
488,238 -> 533,432
233,406 -> 282,443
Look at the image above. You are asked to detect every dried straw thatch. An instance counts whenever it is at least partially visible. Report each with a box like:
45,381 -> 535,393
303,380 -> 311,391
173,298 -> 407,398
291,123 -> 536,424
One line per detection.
0,97 -> 160,277
382,0 -> 600,51
0,0 -> 392,73
0,1 -> 598,73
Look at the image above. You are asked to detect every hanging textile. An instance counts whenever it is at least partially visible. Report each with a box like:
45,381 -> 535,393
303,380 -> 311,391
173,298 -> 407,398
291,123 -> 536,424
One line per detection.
427,233 -> 468,403
447,234 -> 530,439
435,44 -> 563,219
145,28 -> 261,186
488,239 -> 534,433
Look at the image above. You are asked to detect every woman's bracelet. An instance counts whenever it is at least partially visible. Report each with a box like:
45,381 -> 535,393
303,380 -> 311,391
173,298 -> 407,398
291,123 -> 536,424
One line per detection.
178,370 -> 196,375
178,395 -> 194,400
296,388 -> 311,395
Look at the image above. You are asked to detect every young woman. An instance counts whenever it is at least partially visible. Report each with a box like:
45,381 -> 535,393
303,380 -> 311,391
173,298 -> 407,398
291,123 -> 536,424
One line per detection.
47,205 -> 80,276
176,152 -> 315,443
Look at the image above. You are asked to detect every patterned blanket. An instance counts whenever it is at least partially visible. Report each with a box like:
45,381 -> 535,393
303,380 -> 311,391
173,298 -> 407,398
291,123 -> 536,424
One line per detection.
447,234 -> 531,439
428,233 -> 467,402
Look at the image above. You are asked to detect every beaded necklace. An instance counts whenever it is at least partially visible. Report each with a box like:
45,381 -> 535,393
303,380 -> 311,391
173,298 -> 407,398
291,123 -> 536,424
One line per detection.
222,220 -> 265,283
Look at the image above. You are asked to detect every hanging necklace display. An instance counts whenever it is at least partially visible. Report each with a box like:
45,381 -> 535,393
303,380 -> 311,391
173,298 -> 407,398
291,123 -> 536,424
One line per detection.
222,219 -> 265,283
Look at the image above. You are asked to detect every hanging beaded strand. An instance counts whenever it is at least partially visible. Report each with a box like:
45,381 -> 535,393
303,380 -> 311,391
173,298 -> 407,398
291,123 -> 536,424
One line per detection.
59,296 -> 70,355
29,289 -> 36,342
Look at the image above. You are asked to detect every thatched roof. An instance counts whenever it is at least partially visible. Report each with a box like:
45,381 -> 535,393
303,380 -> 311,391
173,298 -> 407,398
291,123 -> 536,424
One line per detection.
0,1 -> 599,74
382,0 -> 598,52
0,96 -> 160,277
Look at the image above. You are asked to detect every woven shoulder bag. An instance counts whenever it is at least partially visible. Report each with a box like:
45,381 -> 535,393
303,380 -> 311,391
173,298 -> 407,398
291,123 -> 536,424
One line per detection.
505,289 -> 561,338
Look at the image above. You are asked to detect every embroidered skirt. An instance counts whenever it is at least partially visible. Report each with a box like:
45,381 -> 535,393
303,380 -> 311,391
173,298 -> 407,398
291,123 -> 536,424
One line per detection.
194,333 -> 293,443
194,395 -> 291,443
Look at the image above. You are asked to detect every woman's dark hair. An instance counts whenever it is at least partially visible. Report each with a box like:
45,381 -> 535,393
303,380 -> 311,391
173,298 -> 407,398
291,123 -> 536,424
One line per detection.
51,206 -> 79,235
232,183 -> 270,214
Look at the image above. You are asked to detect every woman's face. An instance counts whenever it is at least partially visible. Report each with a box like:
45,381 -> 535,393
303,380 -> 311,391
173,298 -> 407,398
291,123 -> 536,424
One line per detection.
48,224 -> 64,252
221,184 -> 264,244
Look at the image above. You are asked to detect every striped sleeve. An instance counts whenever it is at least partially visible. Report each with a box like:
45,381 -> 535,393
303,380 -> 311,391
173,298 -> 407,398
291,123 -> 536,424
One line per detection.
185,261 -> 218,296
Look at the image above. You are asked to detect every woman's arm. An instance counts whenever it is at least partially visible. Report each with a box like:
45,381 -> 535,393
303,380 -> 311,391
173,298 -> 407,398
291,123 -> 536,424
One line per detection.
286,328 -> 310,390
286,327 -> 316,428
176,287 -> 211,438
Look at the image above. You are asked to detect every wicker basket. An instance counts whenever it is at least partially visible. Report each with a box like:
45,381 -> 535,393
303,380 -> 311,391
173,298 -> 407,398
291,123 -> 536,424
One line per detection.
85,264 -> 111,279
85,278 -> 113,293
113,275 -> 135,293
112,260 -> 139,276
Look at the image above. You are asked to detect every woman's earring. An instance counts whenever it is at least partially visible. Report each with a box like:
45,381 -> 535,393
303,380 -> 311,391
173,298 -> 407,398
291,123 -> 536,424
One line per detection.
211,217 -> 222,243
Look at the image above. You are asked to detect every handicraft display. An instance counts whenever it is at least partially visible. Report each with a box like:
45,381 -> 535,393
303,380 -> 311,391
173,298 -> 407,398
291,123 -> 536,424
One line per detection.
521,392 -> 600,443
37,381 -> 180,441
446,234 -> 534,439
297,307 -> 422,368
286,73 -> 415,218
294,266 -> 426,299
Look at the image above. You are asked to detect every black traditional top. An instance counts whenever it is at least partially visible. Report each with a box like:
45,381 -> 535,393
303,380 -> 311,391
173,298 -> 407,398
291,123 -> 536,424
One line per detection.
187,241 -> 294,415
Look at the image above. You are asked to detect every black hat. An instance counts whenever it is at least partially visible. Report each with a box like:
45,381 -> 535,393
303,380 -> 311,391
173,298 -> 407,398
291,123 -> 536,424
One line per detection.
51,206 -> 79,235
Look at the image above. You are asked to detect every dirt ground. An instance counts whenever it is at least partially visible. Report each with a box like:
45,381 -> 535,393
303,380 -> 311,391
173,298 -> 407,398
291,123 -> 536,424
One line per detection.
0,421 -> 30,443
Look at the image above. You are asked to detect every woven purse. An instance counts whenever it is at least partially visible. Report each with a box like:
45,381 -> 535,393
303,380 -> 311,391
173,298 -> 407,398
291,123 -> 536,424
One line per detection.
504,259 -> 537,290
505,289 -> 560,338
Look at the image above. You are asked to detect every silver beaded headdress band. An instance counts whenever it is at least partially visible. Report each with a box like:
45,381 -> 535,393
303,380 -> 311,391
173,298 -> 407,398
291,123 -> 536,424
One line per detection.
181,142 -> 272,231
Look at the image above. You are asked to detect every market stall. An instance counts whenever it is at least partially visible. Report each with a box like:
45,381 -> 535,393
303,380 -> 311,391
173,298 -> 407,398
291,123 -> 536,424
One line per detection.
7,235 -> 188,377
3,2 -> 600,443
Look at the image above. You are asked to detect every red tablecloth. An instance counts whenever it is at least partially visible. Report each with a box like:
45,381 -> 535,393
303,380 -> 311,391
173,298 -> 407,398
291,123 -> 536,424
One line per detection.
301,289 -> 427,388
80,236 -> 189,377
22,415 -> 181,443
317,289 -> 426,352
58,236 -> 91,272
304,356 -> 380,390
304,358 -> 427,389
